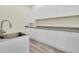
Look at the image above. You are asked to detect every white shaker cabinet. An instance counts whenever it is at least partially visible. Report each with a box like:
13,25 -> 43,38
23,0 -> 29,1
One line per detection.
68,32 -> 79,53
29,28 -> 34,38
66,5 -> 79,16
25,27 -> 31,35
34,5 -> 79,20
34,6 -> 57,19
34,29 -> 41,41
56,31 -> 70,52
38,29 -> 57,47
25,28 -> 41,41
39,29 -> 48,43
46,30 -> 57,47
56,5 -> 79,17
56,5 -> 67,17
30,28 -> 37,39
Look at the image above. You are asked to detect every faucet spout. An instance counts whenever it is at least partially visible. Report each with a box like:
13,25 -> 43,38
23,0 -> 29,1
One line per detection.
0,20 -> 12,36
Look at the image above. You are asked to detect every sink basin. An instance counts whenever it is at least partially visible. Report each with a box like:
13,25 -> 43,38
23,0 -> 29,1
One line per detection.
0,32 -> 26,39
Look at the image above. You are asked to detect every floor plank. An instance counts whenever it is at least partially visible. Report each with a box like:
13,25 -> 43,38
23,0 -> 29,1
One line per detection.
30,39 -> 65,53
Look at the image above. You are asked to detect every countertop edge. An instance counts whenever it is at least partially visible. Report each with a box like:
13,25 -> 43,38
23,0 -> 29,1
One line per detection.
25,25 -> 79,33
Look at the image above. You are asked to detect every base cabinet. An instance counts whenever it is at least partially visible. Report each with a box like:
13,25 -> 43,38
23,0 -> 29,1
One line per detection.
47,30 -> 57,47
39,29 -> 48,43
37,29 -> 57,47
25,28 -> 31,35
34,29 -> 41,41
56,31 -> 70,52
30,28 -> 38,40
68,32 -> 79,53
25,27 -> 79,53
29,28 -> 34,39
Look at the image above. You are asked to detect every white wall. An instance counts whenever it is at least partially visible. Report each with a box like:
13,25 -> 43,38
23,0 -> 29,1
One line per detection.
0,5 -> 32,34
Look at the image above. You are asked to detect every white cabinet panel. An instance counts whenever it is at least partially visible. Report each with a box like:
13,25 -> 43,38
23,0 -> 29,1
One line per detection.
34,6 -> 57,19
34,5 -> 79,20
68,32 -> 79,53
29,28 -> 34,38
25,28 -> 31,35
32,29 -> 57,47
39,29 -> 48,43
56,5 -> 67,17
25,28 -> 36,39
56,31 -> 69,51
30,28 -> 37,39
47,30 -> 57,47
38,29 -> 57,47
66,5 -> 79,16
28,28 -> 34,39
35,29 -> 41,41
30,28 -> 43,42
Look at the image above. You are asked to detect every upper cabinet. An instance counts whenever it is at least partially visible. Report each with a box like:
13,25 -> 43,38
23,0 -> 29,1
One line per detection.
56,5 -> 79,17
32,5 -> 79,20
66,5 -> 79,16
34,5 -> 57,19
56,5 -> 67,17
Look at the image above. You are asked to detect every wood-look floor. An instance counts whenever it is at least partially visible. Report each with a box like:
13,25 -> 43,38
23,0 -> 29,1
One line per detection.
30,39 -> 65,53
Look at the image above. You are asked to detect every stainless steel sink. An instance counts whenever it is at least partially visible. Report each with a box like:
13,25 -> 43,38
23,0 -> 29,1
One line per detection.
0,32 -> 26,39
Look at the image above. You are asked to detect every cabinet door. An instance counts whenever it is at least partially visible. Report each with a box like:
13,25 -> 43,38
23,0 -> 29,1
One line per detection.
25,28 -> 31,35
34,5 -> 57,19
39,29 -> 48,43
68,32 -> 79,53
56,5 -> 67,17
56,31 -> 69,51
66,5 -> 79,16
35,29 -> 41,41
30,28 -> 36,39
29,28 -> 33,38
47,30 -> 57,47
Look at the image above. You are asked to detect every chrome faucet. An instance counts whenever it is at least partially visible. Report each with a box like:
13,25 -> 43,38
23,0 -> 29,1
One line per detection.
0,20 -> 12,36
